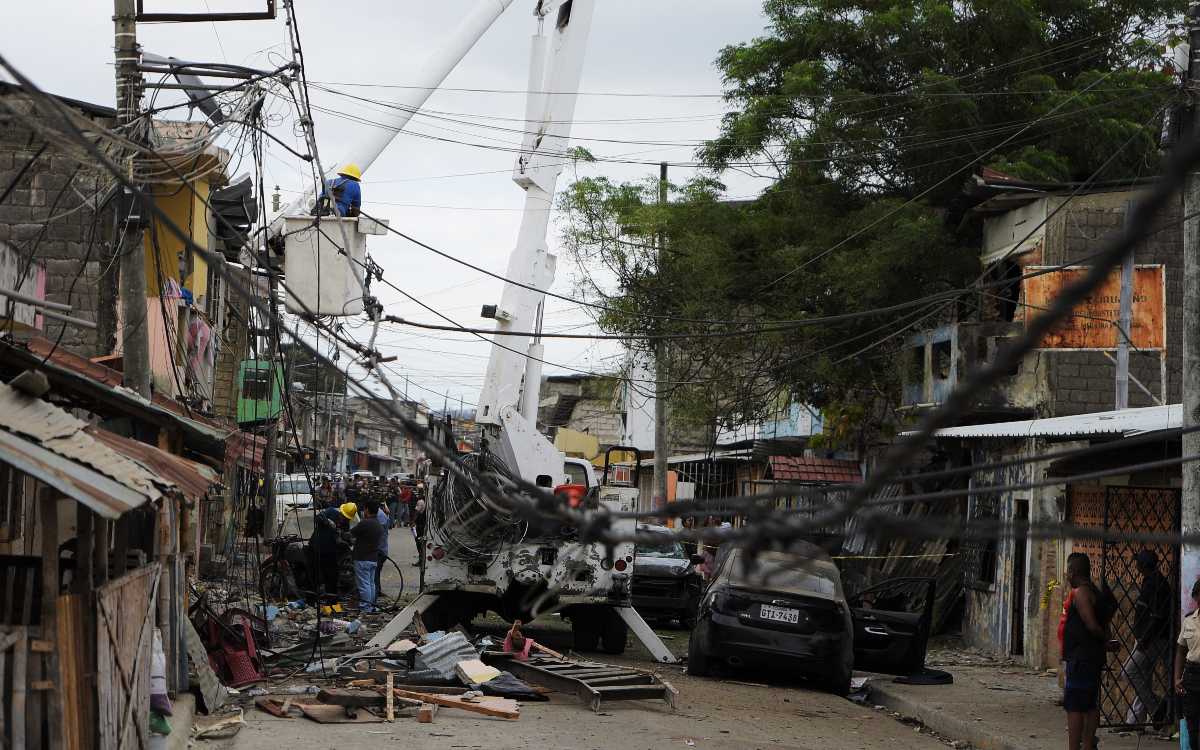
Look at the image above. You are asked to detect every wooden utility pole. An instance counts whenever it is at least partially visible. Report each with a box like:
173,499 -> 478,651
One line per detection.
114,0 -> 151,398
653,162 -> 669,515
1183,2 -> 1200,614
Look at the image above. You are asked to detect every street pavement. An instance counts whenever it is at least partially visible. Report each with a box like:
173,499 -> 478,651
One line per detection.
214,518 -> 953,750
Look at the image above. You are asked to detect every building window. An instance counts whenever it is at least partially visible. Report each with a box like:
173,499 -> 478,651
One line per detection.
964,491 -> 1001,589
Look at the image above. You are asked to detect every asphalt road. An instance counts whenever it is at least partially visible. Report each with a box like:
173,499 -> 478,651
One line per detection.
214,521 -> 950,750
219,662 -> 949,750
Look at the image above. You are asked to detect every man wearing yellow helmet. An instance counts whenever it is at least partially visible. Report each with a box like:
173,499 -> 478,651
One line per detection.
309,501 -> 358,600
316,163 -> 363,218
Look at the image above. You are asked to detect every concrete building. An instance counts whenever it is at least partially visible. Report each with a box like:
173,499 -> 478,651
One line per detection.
895,173 -> 1184,724
343,395 -> 431,475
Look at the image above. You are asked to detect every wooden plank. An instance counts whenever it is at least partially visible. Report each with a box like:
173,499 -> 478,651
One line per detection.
385,673 -> 394,722
40,490 -> 62,750
58,594 -> 88,750
93,517 -> 109,585
12,629 -> 27,750
21,564 -> 34,626
39,490 -> 58,630
0,633 -> 9,742
96,564 -> 159,750
75,507 -> 93,595
253,697 -> 294,718
417,703 -> 438,723
184,615 -> 228,713
1,564 -> 12,625
297,704 -> 384,724
29,640 -> 53,653
388,689 -> 519,720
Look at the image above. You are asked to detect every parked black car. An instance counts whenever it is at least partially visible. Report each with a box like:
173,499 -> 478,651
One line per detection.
687,542 -> 934,695
631,525 -> 704,628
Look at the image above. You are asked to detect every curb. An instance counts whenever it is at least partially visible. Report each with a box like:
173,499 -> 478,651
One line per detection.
868,680 -> 1030,750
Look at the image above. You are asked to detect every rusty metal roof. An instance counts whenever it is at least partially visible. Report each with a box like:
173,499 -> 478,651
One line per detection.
3,338 -> 264,470
0,382 -> 219,517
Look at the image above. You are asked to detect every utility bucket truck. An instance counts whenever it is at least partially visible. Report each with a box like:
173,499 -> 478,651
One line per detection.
362,0 -> 677,663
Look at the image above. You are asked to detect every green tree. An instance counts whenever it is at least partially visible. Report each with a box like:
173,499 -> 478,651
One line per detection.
560,0 -> 1181,443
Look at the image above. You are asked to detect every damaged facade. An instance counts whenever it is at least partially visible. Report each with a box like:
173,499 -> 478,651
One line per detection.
897,172 -> 1185,687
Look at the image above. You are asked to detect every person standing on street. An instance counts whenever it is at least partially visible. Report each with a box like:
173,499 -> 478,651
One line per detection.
1063,552 -> 1109,750
351,499 -> 385,613
1176,578 -> 1200,749
412,496 -> 427,565
373,499 -> 391,607
1125,549 -> 1172,725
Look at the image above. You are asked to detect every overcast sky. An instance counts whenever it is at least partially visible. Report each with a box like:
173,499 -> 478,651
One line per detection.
2,0 -> 773,411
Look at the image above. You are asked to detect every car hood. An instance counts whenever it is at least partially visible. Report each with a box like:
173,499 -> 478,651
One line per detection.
279,492 -> 312,504
635,556 -> 692,577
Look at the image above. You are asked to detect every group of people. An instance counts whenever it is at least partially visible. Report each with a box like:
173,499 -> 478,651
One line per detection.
1058,549 -> 1200,750
305,472 -> 429,615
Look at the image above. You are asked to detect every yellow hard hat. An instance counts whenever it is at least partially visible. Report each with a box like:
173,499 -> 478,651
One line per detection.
337,163 -> 363,181
339,502 -> 358,520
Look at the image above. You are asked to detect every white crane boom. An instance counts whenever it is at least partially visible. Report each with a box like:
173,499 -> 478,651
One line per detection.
476,0 -> 595,485
275,0 -> 516,220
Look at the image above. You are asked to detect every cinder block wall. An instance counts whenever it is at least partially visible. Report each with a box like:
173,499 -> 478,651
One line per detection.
0,92 -> 118,356
1039,192 -> 1183,415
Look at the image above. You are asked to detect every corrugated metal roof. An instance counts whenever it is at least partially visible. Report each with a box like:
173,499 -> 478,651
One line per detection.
0,428 -> 151,518
922,404 -> 1181,440
413,632 -> 479,678
0,383 -> 219,516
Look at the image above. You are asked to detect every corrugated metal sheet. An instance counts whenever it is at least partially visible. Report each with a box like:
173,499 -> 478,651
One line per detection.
0,383 -> 219,516
0,428 -> 151,518
87,427 -> 219,501
413,632 -> 479,678
917,404 -> 1181,440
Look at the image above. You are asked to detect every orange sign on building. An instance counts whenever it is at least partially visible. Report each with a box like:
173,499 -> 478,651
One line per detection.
1021,265 -> 1166,350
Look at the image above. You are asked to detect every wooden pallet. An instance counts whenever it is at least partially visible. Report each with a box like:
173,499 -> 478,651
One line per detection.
483,653 -> 677,712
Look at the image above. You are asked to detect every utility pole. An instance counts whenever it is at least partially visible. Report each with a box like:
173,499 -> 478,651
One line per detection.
653,161 -> 669,516
1182,3 -> 1200,614
1115,201 -> 1133,410
114,0 -> 151,398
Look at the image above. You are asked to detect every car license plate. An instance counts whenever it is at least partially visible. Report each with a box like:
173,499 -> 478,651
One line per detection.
759,604 -> 800,624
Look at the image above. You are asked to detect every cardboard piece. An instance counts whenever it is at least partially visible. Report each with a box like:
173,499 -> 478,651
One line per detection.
455,659 -> 502,685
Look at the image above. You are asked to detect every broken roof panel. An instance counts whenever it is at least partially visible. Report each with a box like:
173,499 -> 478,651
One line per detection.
0,383 -> 219,516
921,404 -> 1181,440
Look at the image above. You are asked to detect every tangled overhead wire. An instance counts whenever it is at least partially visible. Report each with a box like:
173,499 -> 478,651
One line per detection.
2,37 -> 1198,562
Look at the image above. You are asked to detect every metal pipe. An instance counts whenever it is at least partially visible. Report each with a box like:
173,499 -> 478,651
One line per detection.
0,285 -> 74,312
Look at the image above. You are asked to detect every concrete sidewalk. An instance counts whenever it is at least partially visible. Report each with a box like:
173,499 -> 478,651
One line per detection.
865,660 -> 1175,750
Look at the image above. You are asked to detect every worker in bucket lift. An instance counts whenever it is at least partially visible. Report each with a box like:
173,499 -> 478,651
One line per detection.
315,163 -> 363,218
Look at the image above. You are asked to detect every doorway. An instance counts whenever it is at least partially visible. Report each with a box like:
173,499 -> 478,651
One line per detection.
1010,499 -> 1028,657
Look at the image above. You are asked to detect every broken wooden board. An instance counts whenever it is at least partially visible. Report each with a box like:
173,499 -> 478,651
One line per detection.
316,688 -> 385,708
185,617 -> 229,712
298,704 -> 384,724
254,698 -> 300,719
389,688 -> 519,720
417,703 -> 438,723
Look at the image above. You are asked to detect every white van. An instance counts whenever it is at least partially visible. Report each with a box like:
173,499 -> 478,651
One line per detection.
275,474 -> 315,511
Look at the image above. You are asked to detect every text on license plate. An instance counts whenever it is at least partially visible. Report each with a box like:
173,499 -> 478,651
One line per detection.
759,604 -> 800,624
